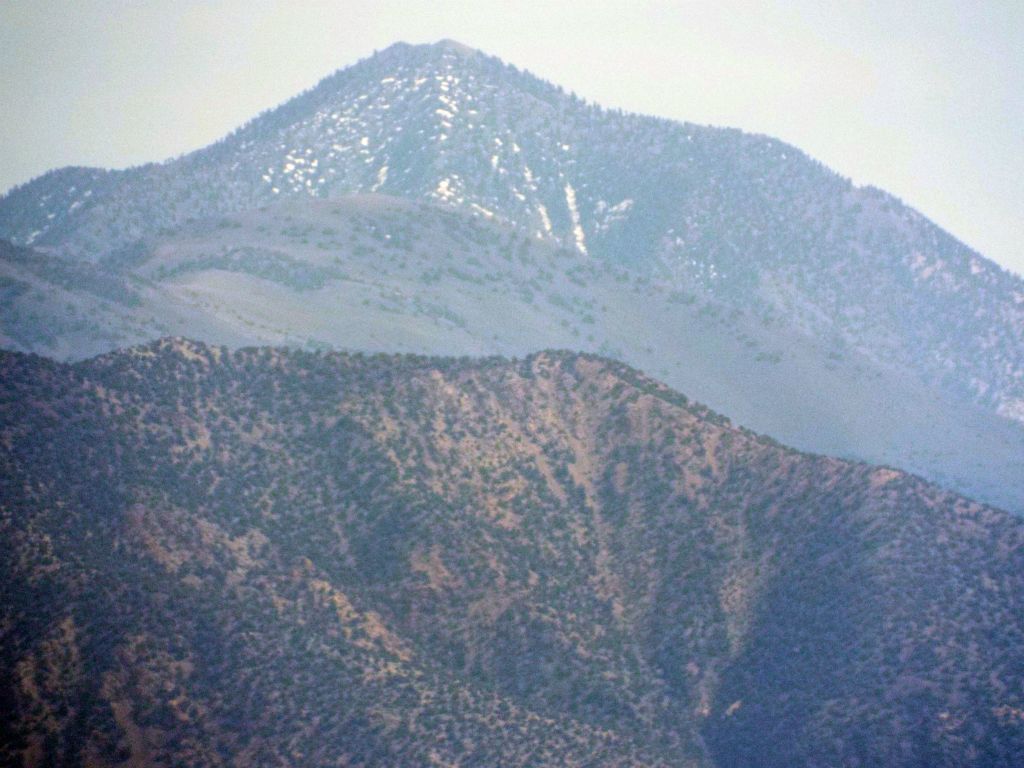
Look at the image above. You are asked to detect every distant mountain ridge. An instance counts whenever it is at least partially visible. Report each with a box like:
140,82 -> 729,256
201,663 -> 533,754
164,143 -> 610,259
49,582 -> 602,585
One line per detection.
1,40 -> 1022,514
1,40 -> 1021,423
2,339 -> 1023,766
2,195 -> 1022,511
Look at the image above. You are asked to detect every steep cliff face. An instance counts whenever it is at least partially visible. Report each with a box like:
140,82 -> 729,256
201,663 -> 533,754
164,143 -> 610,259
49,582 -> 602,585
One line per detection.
2,339 -> 1022,766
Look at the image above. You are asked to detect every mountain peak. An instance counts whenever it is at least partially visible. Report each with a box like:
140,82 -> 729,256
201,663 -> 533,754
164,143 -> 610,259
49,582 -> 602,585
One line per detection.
374,38 -> 481,63
2,36 -> 1023,488
432,38 -> 479,56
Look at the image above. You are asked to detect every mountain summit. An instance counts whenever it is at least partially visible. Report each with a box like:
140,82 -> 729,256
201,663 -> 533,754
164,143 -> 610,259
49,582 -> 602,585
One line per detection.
1,41 -> 1022,509
432,38 -> 480,55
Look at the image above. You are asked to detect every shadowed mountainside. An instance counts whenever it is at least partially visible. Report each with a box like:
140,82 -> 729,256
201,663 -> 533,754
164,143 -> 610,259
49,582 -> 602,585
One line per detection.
2,338 -> 1022,766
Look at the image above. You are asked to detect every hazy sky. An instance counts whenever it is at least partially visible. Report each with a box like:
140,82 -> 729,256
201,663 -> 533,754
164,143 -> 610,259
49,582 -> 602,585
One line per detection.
2,1 -> 1022,275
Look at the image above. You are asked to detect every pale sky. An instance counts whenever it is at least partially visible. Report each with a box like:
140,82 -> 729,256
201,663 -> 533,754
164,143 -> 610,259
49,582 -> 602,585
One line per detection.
1,1 -> 1021,276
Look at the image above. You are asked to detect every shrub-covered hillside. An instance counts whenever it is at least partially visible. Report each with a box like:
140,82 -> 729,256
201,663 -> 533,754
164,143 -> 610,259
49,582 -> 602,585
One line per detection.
2,339 -> 1022,766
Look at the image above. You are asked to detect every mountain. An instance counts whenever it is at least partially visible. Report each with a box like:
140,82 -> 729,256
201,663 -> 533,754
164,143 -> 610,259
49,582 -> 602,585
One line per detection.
2,339 -> 1023,767
3,196 -> 1022,514
0,40 -> 1022,511
2,41 -> 1021,421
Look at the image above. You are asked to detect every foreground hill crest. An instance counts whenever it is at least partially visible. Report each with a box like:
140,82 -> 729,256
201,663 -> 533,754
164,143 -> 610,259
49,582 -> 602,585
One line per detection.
2,340 -> 1023,766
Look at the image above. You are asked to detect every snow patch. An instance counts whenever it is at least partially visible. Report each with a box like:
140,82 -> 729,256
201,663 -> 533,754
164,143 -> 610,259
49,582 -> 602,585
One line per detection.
537,204 -> 553,234
594,198 -> 633,232
564,183 -> 588,255
435,178 -> 458,202
997,397 -> 1024,425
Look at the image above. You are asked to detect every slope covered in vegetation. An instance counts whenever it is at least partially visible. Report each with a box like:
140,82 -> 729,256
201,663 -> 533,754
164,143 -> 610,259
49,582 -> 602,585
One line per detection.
2,339 -> 1022,766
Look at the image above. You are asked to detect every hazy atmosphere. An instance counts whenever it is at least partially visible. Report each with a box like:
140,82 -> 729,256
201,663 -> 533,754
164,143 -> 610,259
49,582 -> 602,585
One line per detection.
4,4 -> 1024,766
2,0 -> 1022,276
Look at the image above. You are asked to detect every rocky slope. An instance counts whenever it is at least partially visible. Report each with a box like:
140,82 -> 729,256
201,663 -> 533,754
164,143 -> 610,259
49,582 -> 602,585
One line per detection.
2,339 -> 1022,767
